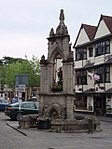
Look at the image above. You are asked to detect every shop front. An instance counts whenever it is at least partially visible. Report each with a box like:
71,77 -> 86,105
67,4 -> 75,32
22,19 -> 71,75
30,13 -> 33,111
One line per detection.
75,93 -> 94,113
94,95 -> 106,115
75,92 -> 107,115
106,95 -> 112,115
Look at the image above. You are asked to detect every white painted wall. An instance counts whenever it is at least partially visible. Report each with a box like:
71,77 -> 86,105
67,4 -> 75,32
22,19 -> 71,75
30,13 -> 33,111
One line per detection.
94,20 -> 110,39
75,28 -> 90,46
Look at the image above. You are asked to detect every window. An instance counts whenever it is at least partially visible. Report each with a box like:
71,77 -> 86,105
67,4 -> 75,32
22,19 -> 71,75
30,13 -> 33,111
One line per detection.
76,48 -> 87,61
105,66 -> 110,82
95,40 -> 110,56
89,47 -> 93,57
76,70 -> 87,85
94,66 -> 110,83
21,103 -> 27,108
75,96 -> 87,110
27,103 -> 36,109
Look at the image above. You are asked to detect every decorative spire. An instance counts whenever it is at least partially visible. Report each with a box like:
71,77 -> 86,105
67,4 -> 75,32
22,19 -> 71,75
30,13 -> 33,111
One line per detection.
49,28 -> 55,37
59,9 -> 64,23
41,55 -> 45,60
56,9 -> 68,36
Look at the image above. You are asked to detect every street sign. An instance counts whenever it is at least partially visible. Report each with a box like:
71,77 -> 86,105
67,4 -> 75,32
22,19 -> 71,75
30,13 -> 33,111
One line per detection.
16,84 -> 26,92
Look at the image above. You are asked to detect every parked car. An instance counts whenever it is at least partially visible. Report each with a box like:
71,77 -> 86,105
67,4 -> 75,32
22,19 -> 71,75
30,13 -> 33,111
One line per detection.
5,101 -> 39,120
0,98 -> 9,111
11,97 -> 18,104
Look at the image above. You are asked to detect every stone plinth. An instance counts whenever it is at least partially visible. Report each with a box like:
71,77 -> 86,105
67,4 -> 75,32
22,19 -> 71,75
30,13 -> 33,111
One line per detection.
19,114 -> 38,129
51,116 -> 101,133
39,93 -> 74,120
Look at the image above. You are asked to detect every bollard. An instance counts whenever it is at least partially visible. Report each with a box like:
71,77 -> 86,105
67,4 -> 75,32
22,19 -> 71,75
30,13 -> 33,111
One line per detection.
88,118 -> 93,134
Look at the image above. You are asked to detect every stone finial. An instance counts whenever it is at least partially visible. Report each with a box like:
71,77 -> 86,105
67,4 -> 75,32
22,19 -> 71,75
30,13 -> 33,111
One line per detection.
49,28 -> 55,37
59,9 -> 64,22
41,55 -> 45,60
40,55 -> 48,64
56,9 -> 68,35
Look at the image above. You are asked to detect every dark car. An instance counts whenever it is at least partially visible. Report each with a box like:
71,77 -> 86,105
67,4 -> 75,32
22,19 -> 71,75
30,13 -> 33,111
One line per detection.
0,98 -> 9,111
5,101 -> 39,120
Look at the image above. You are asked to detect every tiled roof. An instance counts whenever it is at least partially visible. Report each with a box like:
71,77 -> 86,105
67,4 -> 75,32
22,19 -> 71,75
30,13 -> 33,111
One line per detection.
83,24 -> 96,40
73,24 -> 96,48
102,15 -> 112,33
73,14 -> 112,48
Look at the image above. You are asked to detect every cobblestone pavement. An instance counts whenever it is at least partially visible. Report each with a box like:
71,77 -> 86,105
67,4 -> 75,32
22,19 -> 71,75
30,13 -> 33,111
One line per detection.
1,112 -> 112,149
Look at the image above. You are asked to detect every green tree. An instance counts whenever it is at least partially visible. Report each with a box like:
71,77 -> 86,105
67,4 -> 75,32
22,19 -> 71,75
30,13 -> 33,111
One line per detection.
0,64 -> 6,90
0,56 -> 40,90
5,62 -> 22,89
29,55 -> 40,87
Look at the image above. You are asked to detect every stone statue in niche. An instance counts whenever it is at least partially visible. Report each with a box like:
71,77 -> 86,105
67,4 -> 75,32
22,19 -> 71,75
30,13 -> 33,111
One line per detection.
51,67 -> 63,92
57,67 -> 63,86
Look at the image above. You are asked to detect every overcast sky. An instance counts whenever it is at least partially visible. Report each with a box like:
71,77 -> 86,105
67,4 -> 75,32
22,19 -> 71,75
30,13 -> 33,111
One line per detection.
0,0 -> 112,60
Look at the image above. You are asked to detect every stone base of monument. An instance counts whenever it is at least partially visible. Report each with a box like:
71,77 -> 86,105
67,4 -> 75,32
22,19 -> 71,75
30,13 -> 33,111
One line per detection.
19,114 -> 102,133
19,114 -> 38,129
50,115 -> 102,133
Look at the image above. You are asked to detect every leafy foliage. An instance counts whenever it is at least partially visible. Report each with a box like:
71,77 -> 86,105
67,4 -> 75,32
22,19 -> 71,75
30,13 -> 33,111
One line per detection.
0,56 -> 40,89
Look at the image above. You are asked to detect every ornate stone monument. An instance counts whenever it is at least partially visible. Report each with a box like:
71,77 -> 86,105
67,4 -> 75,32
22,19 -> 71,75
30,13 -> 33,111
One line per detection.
39,9 -> 75,120
18,10 -> 101,132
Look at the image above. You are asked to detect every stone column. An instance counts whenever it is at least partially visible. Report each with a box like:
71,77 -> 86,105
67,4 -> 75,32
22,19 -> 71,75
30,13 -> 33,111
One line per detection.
40,64 -> 48,93
63,61 -> 74,93
65,95 -> 74,119
47,63 -> 54,92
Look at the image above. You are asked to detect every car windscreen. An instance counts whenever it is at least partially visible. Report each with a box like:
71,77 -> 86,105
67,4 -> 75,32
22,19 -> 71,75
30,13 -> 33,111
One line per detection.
20,102 -> 39,109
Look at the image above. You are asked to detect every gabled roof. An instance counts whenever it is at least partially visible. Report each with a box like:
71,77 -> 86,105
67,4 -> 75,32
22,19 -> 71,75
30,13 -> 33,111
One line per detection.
73,14 -> 112,48
101,15 -> 112,33
73,24 -> 96,48
95,15 -> 112,37
83,24 -> 96,41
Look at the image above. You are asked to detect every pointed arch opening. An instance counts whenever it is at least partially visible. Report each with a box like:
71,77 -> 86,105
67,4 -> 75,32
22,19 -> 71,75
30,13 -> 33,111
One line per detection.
50,50 -> 63,92
49,108 -> 59,118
